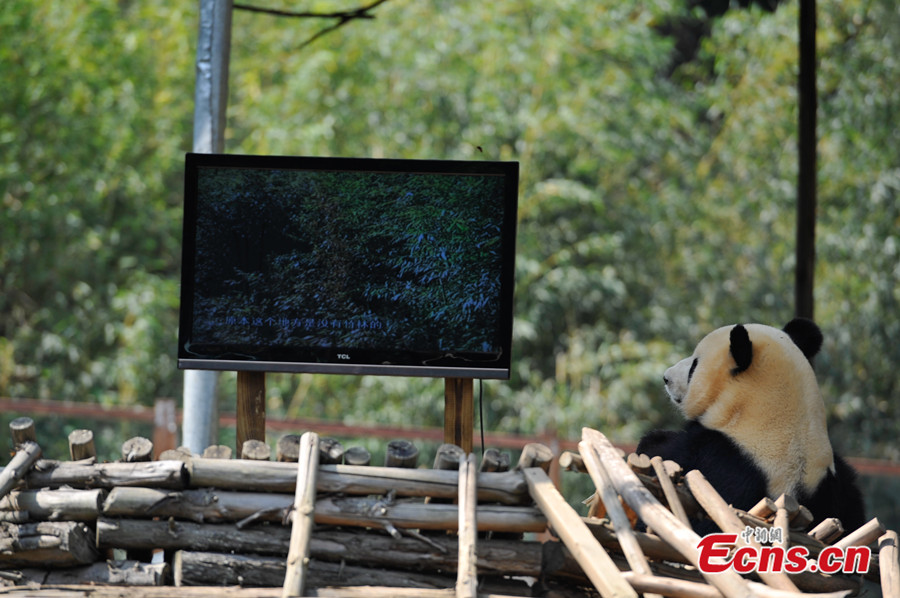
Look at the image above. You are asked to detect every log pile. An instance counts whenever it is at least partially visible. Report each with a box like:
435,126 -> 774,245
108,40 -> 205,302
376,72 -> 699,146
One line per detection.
0,417 -> 897,598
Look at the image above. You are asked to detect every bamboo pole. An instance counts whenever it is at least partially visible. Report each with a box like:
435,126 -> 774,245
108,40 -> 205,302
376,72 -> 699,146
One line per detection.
578,440 -> 662,598
23,459 -> 188,490
649,455 -> 690,527
456,453 -> 478,598
283,431 -> 319,598
880,530 -> 900,598
522,466 -> 637,598
684,470 -> 799,592
186,459 -> 528,504
582,427 -> 753,598
833,517 -> 886,550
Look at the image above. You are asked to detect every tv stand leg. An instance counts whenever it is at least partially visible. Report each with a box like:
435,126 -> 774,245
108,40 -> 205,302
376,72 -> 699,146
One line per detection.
444,377 -> 474,453
236,371 -> 266,458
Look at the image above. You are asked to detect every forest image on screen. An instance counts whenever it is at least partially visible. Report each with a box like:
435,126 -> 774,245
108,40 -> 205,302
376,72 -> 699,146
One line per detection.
190,166 -> 507,363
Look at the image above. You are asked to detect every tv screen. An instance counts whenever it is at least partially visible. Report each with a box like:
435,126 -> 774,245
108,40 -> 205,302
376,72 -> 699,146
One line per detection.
178,153 -> 519,379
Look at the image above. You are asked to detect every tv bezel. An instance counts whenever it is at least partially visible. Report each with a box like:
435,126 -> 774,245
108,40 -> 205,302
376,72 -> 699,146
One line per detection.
177,153 -> 519,380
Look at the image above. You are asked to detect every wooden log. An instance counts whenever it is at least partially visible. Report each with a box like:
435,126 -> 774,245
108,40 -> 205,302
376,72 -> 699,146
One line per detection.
9,417 -> 36,446
809,517 -> 844,544
309,529 -> 543,578
880,530 -> 900,598
175,550 -> 460,591
16,560 -> 168,586
434,443 -> 465,470
102,486 -> 293,524
1,488 -> 104,521
749,497 -> 778,520
774,493 -> 801,518
104,525 -> 549,582
283,431 -> 319,598
834,517 -> 887,550
0,511 -> 29,523
277,434 -> 303,463
479,448 -> 510,473
792,505 -> 815,531
68,429 -> 96,461
627,453 -> 653,474
0,441 -> 42,501
444,377 -> 474,453
201,444 -> 233,459
0,586 -> 285,598
97,517 -> 291,555
684,470 -> 799,592
522,466 -> 637,598
620,572 -> 852,598
236,370 -> 266,459
242,439 -> 272,461
578,440 -> 661,598
559,450 -> 586,473
456,453 -> 478,598
160,446 -> 194,462
516,443 -> 553,472
583,428 -> 753,598
385,439 -> 419,468
650,455 -> 690,528
121,436 -> 154,462
187,458 -> 527,504
774,506 -> 791,544
23,459 -> 188,490
0,520 -> 98,567
318,437 -> 344,465
586,518 -> 688,564
314,496 -> 546,533
343,446 -> 371,466
97,502 -> 546,553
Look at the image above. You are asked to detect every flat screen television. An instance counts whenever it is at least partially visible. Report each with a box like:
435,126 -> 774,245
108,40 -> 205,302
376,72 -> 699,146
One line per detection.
177,153 -> 519,379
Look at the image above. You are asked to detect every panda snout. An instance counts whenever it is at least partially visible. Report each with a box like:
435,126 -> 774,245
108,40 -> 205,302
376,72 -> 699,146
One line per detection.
663,360 -> 690,405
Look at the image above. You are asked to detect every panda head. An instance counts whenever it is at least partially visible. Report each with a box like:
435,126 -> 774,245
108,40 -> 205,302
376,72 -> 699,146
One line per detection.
664,318 -> 834,497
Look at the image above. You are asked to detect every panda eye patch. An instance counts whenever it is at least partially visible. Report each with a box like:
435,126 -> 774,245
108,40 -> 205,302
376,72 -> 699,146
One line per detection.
688,358 -> 698,382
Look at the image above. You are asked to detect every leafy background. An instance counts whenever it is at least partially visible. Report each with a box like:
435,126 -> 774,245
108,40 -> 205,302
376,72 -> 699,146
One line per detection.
2,0 -> 898,525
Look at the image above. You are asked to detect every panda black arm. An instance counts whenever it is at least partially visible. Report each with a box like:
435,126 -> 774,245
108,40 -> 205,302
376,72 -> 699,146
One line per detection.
637,421 -> 769,513
800,453 -> 866,533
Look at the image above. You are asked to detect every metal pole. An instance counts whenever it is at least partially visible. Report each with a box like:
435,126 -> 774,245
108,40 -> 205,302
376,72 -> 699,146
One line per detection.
796,0 -> 816,321
182,0 -> 233,454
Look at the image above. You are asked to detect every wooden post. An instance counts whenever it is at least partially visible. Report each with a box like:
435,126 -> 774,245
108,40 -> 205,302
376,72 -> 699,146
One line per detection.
10,417 -> 36,447
444,377 -> 474,453
236,370 -> 266,459
153,398 -> 177,460
68,429 -> 96,461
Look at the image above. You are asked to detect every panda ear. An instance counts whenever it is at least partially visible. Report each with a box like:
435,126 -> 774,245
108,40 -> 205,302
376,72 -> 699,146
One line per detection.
783,317 -> 823,361
730,324 -> 753,375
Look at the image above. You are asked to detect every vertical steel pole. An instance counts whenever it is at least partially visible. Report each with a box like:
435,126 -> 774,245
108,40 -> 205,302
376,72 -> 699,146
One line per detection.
796,0 -> 816,321
182,0 -> 233,454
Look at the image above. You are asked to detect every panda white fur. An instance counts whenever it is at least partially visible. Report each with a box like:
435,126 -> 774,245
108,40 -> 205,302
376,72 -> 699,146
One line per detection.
638,318 -> 865,533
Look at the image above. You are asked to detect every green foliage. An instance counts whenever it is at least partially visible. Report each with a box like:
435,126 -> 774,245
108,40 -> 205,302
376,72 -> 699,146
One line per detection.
1,0 -> 898,477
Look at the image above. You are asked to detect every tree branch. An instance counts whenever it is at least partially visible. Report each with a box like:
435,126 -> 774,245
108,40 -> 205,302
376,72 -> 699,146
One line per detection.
233,0 -> 392,51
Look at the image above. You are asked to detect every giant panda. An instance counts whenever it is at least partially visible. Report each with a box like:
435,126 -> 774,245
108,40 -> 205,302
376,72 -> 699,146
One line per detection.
637,318 -> 865,534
